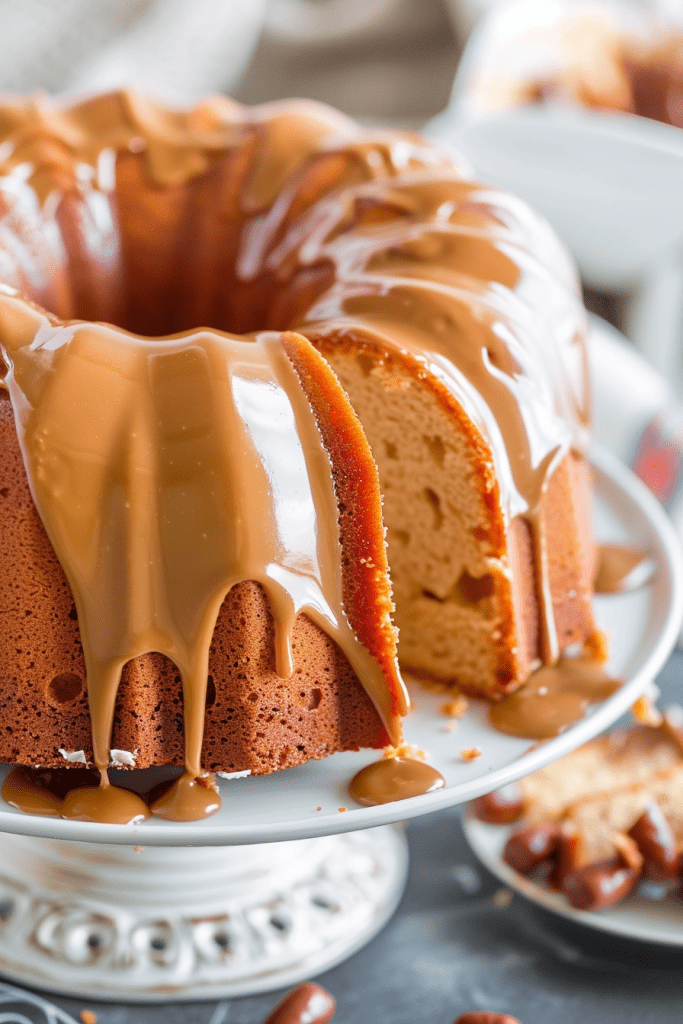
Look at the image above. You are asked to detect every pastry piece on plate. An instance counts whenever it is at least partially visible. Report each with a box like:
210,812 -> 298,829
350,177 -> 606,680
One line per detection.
472,712 -> 683,910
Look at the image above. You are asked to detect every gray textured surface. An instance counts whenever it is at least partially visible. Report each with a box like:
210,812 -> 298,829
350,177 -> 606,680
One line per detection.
11,651 -> 683,1024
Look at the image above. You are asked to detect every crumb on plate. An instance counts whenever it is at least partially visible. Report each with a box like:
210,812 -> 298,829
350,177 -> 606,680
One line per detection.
460,746 -> 482,762
440,696 -> 469,719
382,742 -> 428,761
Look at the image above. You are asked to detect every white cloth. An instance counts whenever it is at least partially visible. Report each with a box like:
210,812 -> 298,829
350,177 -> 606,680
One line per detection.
0,0 -> 267,101
0,0 -> 463,123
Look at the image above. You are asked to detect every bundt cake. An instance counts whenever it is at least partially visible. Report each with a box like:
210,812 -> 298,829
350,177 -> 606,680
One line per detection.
0,91 -> 600,818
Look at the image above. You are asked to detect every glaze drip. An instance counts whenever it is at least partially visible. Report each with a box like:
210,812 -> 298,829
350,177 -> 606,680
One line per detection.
2,766 -> 150,823
349,756 -> 445,805
0,298 -> 404,820
488,656 -> 621,739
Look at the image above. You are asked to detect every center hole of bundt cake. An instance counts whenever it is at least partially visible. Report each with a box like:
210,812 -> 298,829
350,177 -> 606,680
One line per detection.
52,210 -> 337,338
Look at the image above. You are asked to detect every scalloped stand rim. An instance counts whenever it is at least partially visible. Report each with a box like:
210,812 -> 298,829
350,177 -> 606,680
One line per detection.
0,825 -> 408,1002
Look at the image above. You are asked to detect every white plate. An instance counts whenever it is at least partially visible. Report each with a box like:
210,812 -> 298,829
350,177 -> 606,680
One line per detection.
463,812 -> 683,947
0,444 -> 680,847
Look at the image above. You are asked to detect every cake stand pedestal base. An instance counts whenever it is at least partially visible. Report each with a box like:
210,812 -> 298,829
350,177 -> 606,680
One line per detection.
0,825 -> 408,1002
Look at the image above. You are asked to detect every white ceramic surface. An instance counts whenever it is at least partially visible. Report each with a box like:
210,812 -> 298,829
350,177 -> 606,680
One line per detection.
0,445 -> 678,848
0,826 -> 408,1001
464,814 -> 683,947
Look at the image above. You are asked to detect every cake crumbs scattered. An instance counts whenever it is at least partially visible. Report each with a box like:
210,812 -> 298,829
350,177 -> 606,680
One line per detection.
382,742 -> 428,761
134,845 -> 145,854
440,696 -> 469,719
460,746 -> 482,762
631,695 -> 663,726
338,806 -> 347,813
316,806 -> 322,812
493,888 -> 513,909
584,629 -> 609,662
80,1012 -> 97,1024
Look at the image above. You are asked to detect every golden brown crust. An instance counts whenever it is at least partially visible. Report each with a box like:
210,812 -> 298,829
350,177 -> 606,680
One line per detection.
281,331 -> 403,716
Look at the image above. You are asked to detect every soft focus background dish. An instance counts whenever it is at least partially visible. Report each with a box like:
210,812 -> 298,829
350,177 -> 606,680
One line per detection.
464,813 -> 683,946
0,444 -> 677,847
430,105 -> 683,293
428,0 -> 683,293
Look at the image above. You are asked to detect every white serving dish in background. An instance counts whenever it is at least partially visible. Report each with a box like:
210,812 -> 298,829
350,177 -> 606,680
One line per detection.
427,0 -> 683,294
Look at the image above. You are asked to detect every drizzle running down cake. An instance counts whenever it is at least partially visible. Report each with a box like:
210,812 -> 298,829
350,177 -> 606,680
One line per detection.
0,92 -> 601,819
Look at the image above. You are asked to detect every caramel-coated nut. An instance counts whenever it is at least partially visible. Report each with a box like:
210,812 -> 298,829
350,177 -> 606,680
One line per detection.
453,1013 -> 522,1024
503,823 -> 560,874
613,831 -> 644,874
548,825 -> 585,889
628,803 -> 679,882
561,859 -> 638,911
471,784 -> 524,824
262,982 -> 335,1024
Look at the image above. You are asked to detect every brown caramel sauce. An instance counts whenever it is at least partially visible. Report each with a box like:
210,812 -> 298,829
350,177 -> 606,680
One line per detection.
2,765 -> 221,824
594,544 -> 652,595
349,756 -> 445,806
488,656 -> 621,740
148,772 -> 220,821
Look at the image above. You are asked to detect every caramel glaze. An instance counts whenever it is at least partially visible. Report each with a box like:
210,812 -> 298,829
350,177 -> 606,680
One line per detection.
349,756 -> 445,806
2,765 -> 222,824
0,92 -> 596,815
489,656 -> 620,739
594,544 -> 651,595
0,301 -> 406,822
298,182 -> 590,666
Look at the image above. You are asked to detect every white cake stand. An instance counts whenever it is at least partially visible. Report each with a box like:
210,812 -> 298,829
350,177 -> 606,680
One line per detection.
0,445 -> 678,1002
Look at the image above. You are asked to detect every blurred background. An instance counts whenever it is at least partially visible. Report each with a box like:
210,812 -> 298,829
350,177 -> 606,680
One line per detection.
0,0 -> 475,126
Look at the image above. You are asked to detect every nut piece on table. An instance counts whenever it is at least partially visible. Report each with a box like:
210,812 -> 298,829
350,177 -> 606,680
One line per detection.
262,982 -> 336,1024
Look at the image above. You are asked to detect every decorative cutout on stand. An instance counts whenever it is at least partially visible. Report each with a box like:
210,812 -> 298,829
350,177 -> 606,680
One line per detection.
0,826 -> 408,1000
